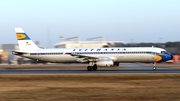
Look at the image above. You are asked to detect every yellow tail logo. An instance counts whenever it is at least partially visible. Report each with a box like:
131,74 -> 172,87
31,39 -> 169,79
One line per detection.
16,33 -> 26,40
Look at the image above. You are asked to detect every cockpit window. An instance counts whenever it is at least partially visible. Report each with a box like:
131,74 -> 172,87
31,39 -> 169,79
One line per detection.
161,51 -> 168,54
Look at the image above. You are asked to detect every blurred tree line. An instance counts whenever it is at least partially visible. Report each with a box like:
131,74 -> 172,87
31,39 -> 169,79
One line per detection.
103,41 -> 180,47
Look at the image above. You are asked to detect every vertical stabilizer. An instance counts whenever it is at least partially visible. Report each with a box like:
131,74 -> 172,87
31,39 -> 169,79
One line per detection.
15,28 -> 40,50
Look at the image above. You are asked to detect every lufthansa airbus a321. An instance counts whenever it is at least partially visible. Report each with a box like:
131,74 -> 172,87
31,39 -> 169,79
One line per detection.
12,28 -> 173,71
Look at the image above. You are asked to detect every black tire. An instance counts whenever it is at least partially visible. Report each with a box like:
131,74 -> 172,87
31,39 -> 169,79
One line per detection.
114,62 -> 119,67
153,67 -> 156,70
87,66 -> 92,71
92,64 -> 97,71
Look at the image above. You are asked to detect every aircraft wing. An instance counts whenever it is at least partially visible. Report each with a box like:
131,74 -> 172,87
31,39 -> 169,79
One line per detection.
12,51 -> 29,55
66,53 -> 99,59
66,53 -> 110,62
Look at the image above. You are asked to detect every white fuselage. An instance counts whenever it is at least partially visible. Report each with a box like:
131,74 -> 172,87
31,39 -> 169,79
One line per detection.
13,47 -> 170,63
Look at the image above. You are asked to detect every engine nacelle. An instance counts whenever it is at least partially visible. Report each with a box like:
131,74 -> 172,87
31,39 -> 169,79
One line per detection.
96,60 -> 114,67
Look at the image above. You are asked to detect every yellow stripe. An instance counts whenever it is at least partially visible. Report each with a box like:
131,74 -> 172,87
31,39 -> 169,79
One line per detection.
16,33 -> 26,40
153,54 -> 162,62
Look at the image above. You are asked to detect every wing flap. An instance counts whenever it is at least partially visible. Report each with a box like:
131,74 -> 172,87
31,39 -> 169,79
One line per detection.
66,53 -> 98,59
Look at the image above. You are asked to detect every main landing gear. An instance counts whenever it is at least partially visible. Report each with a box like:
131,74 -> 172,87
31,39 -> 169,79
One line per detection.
153,62 -> 156,70
113,62 -> 119,67
87,64 -> 97,71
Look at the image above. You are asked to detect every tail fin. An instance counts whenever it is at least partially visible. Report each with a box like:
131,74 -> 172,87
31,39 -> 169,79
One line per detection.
15,28 -> 40,50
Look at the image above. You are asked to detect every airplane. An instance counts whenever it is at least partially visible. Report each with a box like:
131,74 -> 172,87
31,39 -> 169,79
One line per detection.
12,28 -> 173,71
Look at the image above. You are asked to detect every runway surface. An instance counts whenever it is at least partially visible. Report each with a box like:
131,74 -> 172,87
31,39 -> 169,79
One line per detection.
0,63 -> 180,74
0,69 -> 180,74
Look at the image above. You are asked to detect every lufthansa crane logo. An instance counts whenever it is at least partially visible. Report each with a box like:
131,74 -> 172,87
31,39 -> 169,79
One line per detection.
16,33 -> 26,40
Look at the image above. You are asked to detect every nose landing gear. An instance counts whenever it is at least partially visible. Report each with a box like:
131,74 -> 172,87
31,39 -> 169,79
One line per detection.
153,62 -> 156,70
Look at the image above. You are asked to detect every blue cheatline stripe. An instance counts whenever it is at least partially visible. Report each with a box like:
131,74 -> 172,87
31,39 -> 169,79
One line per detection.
30,51 -> 160,55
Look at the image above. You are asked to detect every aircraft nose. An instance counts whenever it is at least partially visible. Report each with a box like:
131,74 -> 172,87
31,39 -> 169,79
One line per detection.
170,54 -> 173,60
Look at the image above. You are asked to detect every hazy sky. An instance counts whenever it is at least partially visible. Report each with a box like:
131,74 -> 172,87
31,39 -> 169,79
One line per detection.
0,0 -> 180,47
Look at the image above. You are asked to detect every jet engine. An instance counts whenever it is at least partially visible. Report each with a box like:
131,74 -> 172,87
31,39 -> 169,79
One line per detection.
96,59 -> 114,67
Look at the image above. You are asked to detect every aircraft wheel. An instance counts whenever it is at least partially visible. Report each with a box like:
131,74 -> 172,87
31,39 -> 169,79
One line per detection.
153,66 -> 156,70
87,66 -> 92,71
92,64 -> 97,71
114,62 -> 119,67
